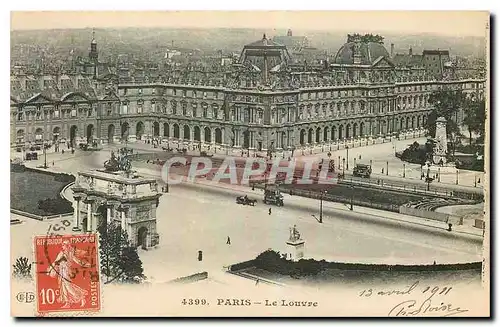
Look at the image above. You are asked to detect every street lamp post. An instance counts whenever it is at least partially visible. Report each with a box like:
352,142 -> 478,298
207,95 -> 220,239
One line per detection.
319,190 -> 327,223
43,141 -> 48,169
342,158 -> 345,177
438,167 -> 441,182
346,146 -> 349,170
386,161 -> 389,176
426,165 -> 431,191
338,156 -> 341,170
403,163 -> 406,178
474,174 -> 477,187
350,185 -> 354,211
456,170 -> 459,185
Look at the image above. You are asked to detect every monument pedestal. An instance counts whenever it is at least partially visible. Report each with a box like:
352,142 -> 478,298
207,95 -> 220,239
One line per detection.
286,239 -> 305,262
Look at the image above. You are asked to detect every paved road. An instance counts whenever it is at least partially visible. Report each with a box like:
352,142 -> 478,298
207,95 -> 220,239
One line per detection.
133,181 -> 482,282
13,145 -> 483,281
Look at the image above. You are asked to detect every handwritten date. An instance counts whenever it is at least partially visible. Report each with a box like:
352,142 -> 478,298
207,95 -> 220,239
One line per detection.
359,281 -> 452,298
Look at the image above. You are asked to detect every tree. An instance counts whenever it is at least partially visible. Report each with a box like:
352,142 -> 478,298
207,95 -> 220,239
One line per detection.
425,89 -> 467,138
463,99 -> 486,145
120,246 -> 144,283
98,221 -> 144,284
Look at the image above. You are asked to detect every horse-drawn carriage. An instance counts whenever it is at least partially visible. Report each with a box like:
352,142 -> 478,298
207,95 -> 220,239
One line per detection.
236,195 -> 257,206
263,184 -> 284,206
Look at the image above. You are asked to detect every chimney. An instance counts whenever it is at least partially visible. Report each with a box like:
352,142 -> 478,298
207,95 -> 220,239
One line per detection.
409,47 -> 413,56
390,43 -> 394,58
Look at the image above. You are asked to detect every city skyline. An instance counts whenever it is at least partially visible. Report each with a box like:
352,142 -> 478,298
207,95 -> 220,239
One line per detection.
11,11 -> 489,38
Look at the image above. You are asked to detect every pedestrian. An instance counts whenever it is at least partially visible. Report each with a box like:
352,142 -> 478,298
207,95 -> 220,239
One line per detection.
52,161 -> 54,166
381,168 -> 384,174
478,178 -> 481,184
268,208 -> 272,215
226,236 -> 231,245
359,155 -> 361,160
255,279 -> 260,286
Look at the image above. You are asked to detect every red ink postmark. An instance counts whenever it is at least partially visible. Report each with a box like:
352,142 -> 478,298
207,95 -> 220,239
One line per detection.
34,234 -> 100,314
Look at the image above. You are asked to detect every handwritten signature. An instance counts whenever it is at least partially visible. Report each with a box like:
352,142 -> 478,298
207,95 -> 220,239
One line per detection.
388,299 -> 469,317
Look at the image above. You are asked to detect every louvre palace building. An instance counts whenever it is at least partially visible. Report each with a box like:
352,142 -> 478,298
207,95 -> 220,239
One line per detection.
10,32 -> 486,154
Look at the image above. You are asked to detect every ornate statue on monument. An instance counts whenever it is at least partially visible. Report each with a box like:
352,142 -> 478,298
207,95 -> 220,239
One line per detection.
104,150 -> 132,172
289,225 -> 301,242
104,151 -> 120,172
432,116 -> 448,164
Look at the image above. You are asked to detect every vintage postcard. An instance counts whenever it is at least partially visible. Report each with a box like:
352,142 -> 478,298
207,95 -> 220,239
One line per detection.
10,10 -> 490,317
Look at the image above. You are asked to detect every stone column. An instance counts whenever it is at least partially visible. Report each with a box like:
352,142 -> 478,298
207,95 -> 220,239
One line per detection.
86,200 -> 93,232
146,232 -> 152,248
120,207 -> 127,233
72,196 -> 81,231
126,209 -> 132,240
107,205 -> 112,224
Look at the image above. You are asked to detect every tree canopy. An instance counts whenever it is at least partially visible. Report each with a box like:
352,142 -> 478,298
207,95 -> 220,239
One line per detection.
425,89 -> 467,139
463,98 -> 486,144
98,221 -> 145,284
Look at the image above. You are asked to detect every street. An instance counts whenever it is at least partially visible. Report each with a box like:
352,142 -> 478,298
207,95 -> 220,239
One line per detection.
11,142 -> 484,284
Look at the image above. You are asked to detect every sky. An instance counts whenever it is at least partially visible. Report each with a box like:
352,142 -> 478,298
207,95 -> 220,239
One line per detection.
10,11 -> 489,38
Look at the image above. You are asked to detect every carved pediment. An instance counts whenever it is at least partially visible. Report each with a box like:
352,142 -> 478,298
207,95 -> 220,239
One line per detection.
61,92 -> 90,103
24,93 -> 54,105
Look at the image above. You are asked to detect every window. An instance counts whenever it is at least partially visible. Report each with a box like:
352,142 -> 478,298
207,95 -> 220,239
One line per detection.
203,107 -> 208,118
107,104 -> 112,116
137,103 -> 143,114
192,103 -> 197,117
71,109 -> 77,117
151,100 -> 156,112
182,102 -> 187,116
203,92 -> 207,99
87,109 -> 92,117
36,112 -> 42,120
152,88 -> 156,95
183,90 -> 187,97
124,88 -> 128,95
173,89 -> 177,96
54,110 -> 59,119
138,88 -> 143,95
122,102 -> 128,115
17,113 -> 23,121
193,90 -> 197,98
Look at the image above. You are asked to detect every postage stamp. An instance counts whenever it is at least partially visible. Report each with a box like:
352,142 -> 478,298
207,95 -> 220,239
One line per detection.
34,234 -> 100,314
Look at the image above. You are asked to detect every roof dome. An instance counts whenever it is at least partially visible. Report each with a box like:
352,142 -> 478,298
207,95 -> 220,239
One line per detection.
333,41 -> 390,65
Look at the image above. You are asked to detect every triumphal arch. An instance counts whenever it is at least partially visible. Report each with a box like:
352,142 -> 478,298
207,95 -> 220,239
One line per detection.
71,152 -> 162,248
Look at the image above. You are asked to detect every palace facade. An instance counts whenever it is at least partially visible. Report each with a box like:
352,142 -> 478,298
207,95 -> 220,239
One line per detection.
10,33 -> 486,153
